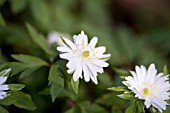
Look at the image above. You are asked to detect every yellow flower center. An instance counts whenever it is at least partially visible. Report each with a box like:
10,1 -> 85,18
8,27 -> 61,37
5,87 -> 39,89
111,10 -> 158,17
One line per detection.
143,88 -> 149,95
82,51 -> 90,57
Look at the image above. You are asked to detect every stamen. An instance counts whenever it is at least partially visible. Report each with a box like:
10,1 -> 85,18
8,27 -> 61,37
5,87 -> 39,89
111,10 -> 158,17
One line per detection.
82,51 -> 90,57
143,88 -> 149,95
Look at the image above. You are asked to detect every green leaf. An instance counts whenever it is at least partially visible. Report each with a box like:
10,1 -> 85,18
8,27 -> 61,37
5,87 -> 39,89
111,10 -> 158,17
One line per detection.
3,62 -> 27,77
10,0 -> 27,14
149,106 -> 159,113
112,67 -> 130,75
48,64 -> 64,102
0,12 -> 5,26
0,95 -> 13,106
95,93 -> 124,106
98,73 -> 113,88
29,0 -> 50,30
8,84 -> 25,91
64,106 -> 81,113
0,68 -> 11,77
0,106 -> 8,113
11,54 -> 48,66
107,86 -> 128,92
79,101 -> 109,113
137,100 -> 145,113
166,99 -> 170,104
117,92 -> 135,100
26,22 -> 55,56
125,100 -> 137,113
11,54 -> 49,78
0,91 -> 36,111
71,78 -> 79,94
163,65 -> 168,76
11,91 -> 37,111
19,66 -> 40,79
50,84 -> 61,102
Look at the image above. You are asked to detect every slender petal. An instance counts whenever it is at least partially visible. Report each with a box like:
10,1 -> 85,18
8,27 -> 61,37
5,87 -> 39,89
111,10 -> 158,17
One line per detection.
123,64 -> 170,112
89,37 -> 98,48
0,76 -> 7,85
57,31 -> 110,84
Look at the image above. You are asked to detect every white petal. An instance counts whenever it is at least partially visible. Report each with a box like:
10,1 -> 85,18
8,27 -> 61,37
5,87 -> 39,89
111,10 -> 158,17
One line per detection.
82,62 -> 90,82
147,63 -> 157,82
152,103 -> 163,113
93,60 -> 109,67
89,37 -> 98,48
135,66 -> 143,83
140,65 -> 147,82
84,61 -> 98,84
98,54 -> 111,61
73,31 -> 88,45
94,46 -> 106,54
0,76 -> 7,85
144,99 -> 151,108
0,85 -> 8,91
152,98 -> 166,112
130,71 -> 138,83
63,38 -> 77,50
66,58 -> 79,70
67,69 -> 75,74
0,91 -> 7,100
57,46 -> 72,53
81,31 -> 88,45
90,75 -> 98,84
59,53 -> 72,60
73,61 -> 83,81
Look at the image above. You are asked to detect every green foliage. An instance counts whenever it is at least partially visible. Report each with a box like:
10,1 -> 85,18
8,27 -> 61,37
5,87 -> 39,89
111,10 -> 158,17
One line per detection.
163,65 -> 168,76
10,91 -> 36,111
7,54 -> 49,78
1,0 -> 170,113
125,100 -> 145,113
0,91 -> 36,111
0,68 -> 11,76
108,86 -> 128,92
71,78 -> 79,94
0,106 -> 8,113
65,101 -> 109,113
8,84 -> 25,91
48,64 -> 64,102
0,12 -> 5,26
117,92 -> 135,100
9,0 -> 27,14
26,23 -> 55,57
125,100 -> 137,113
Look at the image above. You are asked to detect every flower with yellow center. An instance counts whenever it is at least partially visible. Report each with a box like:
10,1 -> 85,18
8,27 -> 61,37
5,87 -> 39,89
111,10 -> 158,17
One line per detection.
122,64 -> 170,112
57,31 -> 110,84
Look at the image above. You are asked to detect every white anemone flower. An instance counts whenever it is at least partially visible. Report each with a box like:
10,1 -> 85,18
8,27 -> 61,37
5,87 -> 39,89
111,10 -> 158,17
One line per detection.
57,31 -> 110,84
47,31 -> 71,46
123,64 -> 170,112
0,68 -> 11,99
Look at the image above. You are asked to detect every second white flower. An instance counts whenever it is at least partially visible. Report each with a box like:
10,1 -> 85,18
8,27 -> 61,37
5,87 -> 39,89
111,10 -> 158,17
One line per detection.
57,31 -> 110,84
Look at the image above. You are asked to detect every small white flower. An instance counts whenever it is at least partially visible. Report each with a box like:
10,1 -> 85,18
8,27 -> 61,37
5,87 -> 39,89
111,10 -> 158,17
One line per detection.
47,31 -> 71,46
123,64 -> 170,112
0,68 -> 11,100
57,31 -> 110,84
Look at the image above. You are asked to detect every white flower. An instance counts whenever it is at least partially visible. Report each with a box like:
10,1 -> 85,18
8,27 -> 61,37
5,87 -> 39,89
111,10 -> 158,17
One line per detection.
123,64 -> 170,112
47,31 -> 71,46
57,31 -> 110,84
0,68 -> 11,99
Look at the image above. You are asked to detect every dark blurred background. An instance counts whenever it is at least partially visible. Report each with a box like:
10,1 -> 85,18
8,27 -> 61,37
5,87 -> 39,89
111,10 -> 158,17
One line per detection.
0,0 -> 170,113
